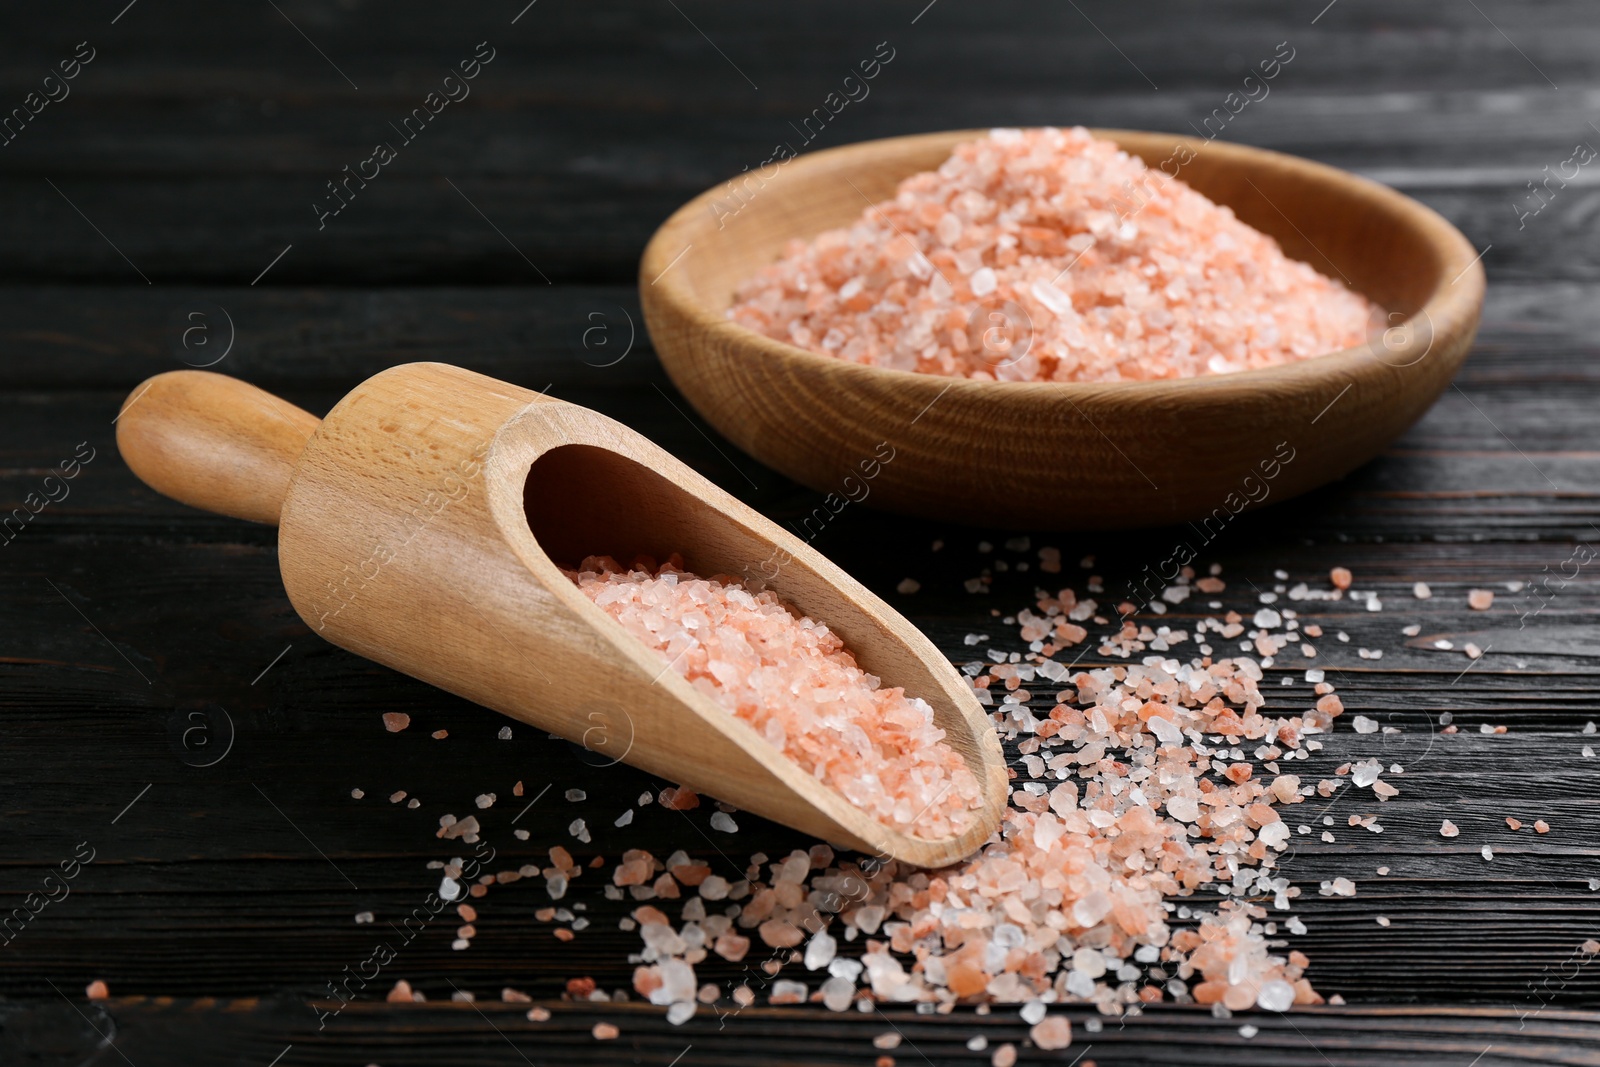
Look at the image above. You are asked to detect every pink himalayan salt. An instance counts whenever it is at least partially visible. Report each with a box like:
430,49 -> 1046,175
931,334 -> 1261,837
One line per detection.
616,645 -> 1322,1017
729,127 -> 1379,383
568,555 -> 982,839
1030,1015 -> 1072,1050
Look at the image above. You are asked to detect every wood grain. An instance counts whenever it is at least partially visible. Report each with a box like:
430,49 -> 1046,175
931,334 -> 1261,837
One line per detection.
115,370 -> 320,524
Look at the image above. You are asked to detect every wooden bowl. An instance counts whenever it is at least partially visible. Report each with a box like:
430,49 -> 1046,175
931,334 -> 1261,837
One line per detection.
639,129 -> 1485,529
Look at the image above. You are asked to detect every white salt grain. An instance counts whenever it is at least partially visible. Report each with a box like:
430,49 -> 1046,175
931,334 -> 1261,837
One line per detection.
1256,979 -> 1295,1011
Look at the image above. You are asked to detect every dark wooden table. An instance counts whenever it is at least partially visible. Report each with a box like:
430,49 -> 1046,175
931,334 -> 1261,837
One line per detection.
4,2 -> 1599,1063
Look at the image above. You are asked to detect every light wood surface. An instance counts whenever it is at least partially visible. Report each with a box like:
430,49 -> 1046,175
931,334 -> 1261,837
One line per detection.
114,370 -> 321,525
114,364 -> 1006,868
639,128 -> 1487,529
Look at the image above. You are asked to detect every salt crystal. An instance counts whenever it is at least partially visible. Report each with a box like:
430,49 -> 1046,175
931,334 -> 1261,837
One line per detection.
710,812 -> 739,833
1030,1016 -> 1072,1050
1166,795 -> 1200,823
820,976 -> 854,1011
804,929 -> 837,970
1256,979 -> 1295,1012
771,980 -> 807,1005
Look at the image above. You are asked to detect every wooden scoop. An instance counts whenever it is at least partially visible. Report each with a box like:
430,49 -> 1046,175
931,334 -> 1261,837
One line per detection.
116,364 -> 1006,867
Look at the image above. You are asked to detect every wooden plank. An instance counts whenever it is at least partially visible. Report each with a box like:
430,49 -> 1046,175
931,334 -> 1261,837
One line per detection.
1,999 -> 1597,1066
0,2 -> 1595,283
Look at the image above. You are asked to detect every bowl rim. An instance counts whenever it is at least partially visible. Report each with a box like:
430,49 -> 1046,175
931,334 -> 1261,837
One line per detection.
640,126 -> 1486,404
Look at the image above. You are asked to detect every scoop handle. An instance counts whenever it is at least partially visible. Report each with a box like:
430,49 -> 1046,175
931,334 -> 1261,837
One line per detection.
115,370 -> 321,525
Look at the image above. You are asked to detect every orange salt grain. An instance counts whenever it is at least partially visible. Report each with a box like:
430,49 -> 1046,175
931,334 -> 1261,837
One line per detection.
552,928 -> 575,941
714,932 -> 751,962
1330,567 -> 1353,590
1535,819 -> 1550,834
382,712 -> 410,732
659,785 -> 699,810
592,1022 -> 620,1040
1468,589 -> 1495,610
759,918 -> 803,948
85,979 -> 109,1000
1031,1016 -> 1072,1050
1506,817 -> 1522,831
